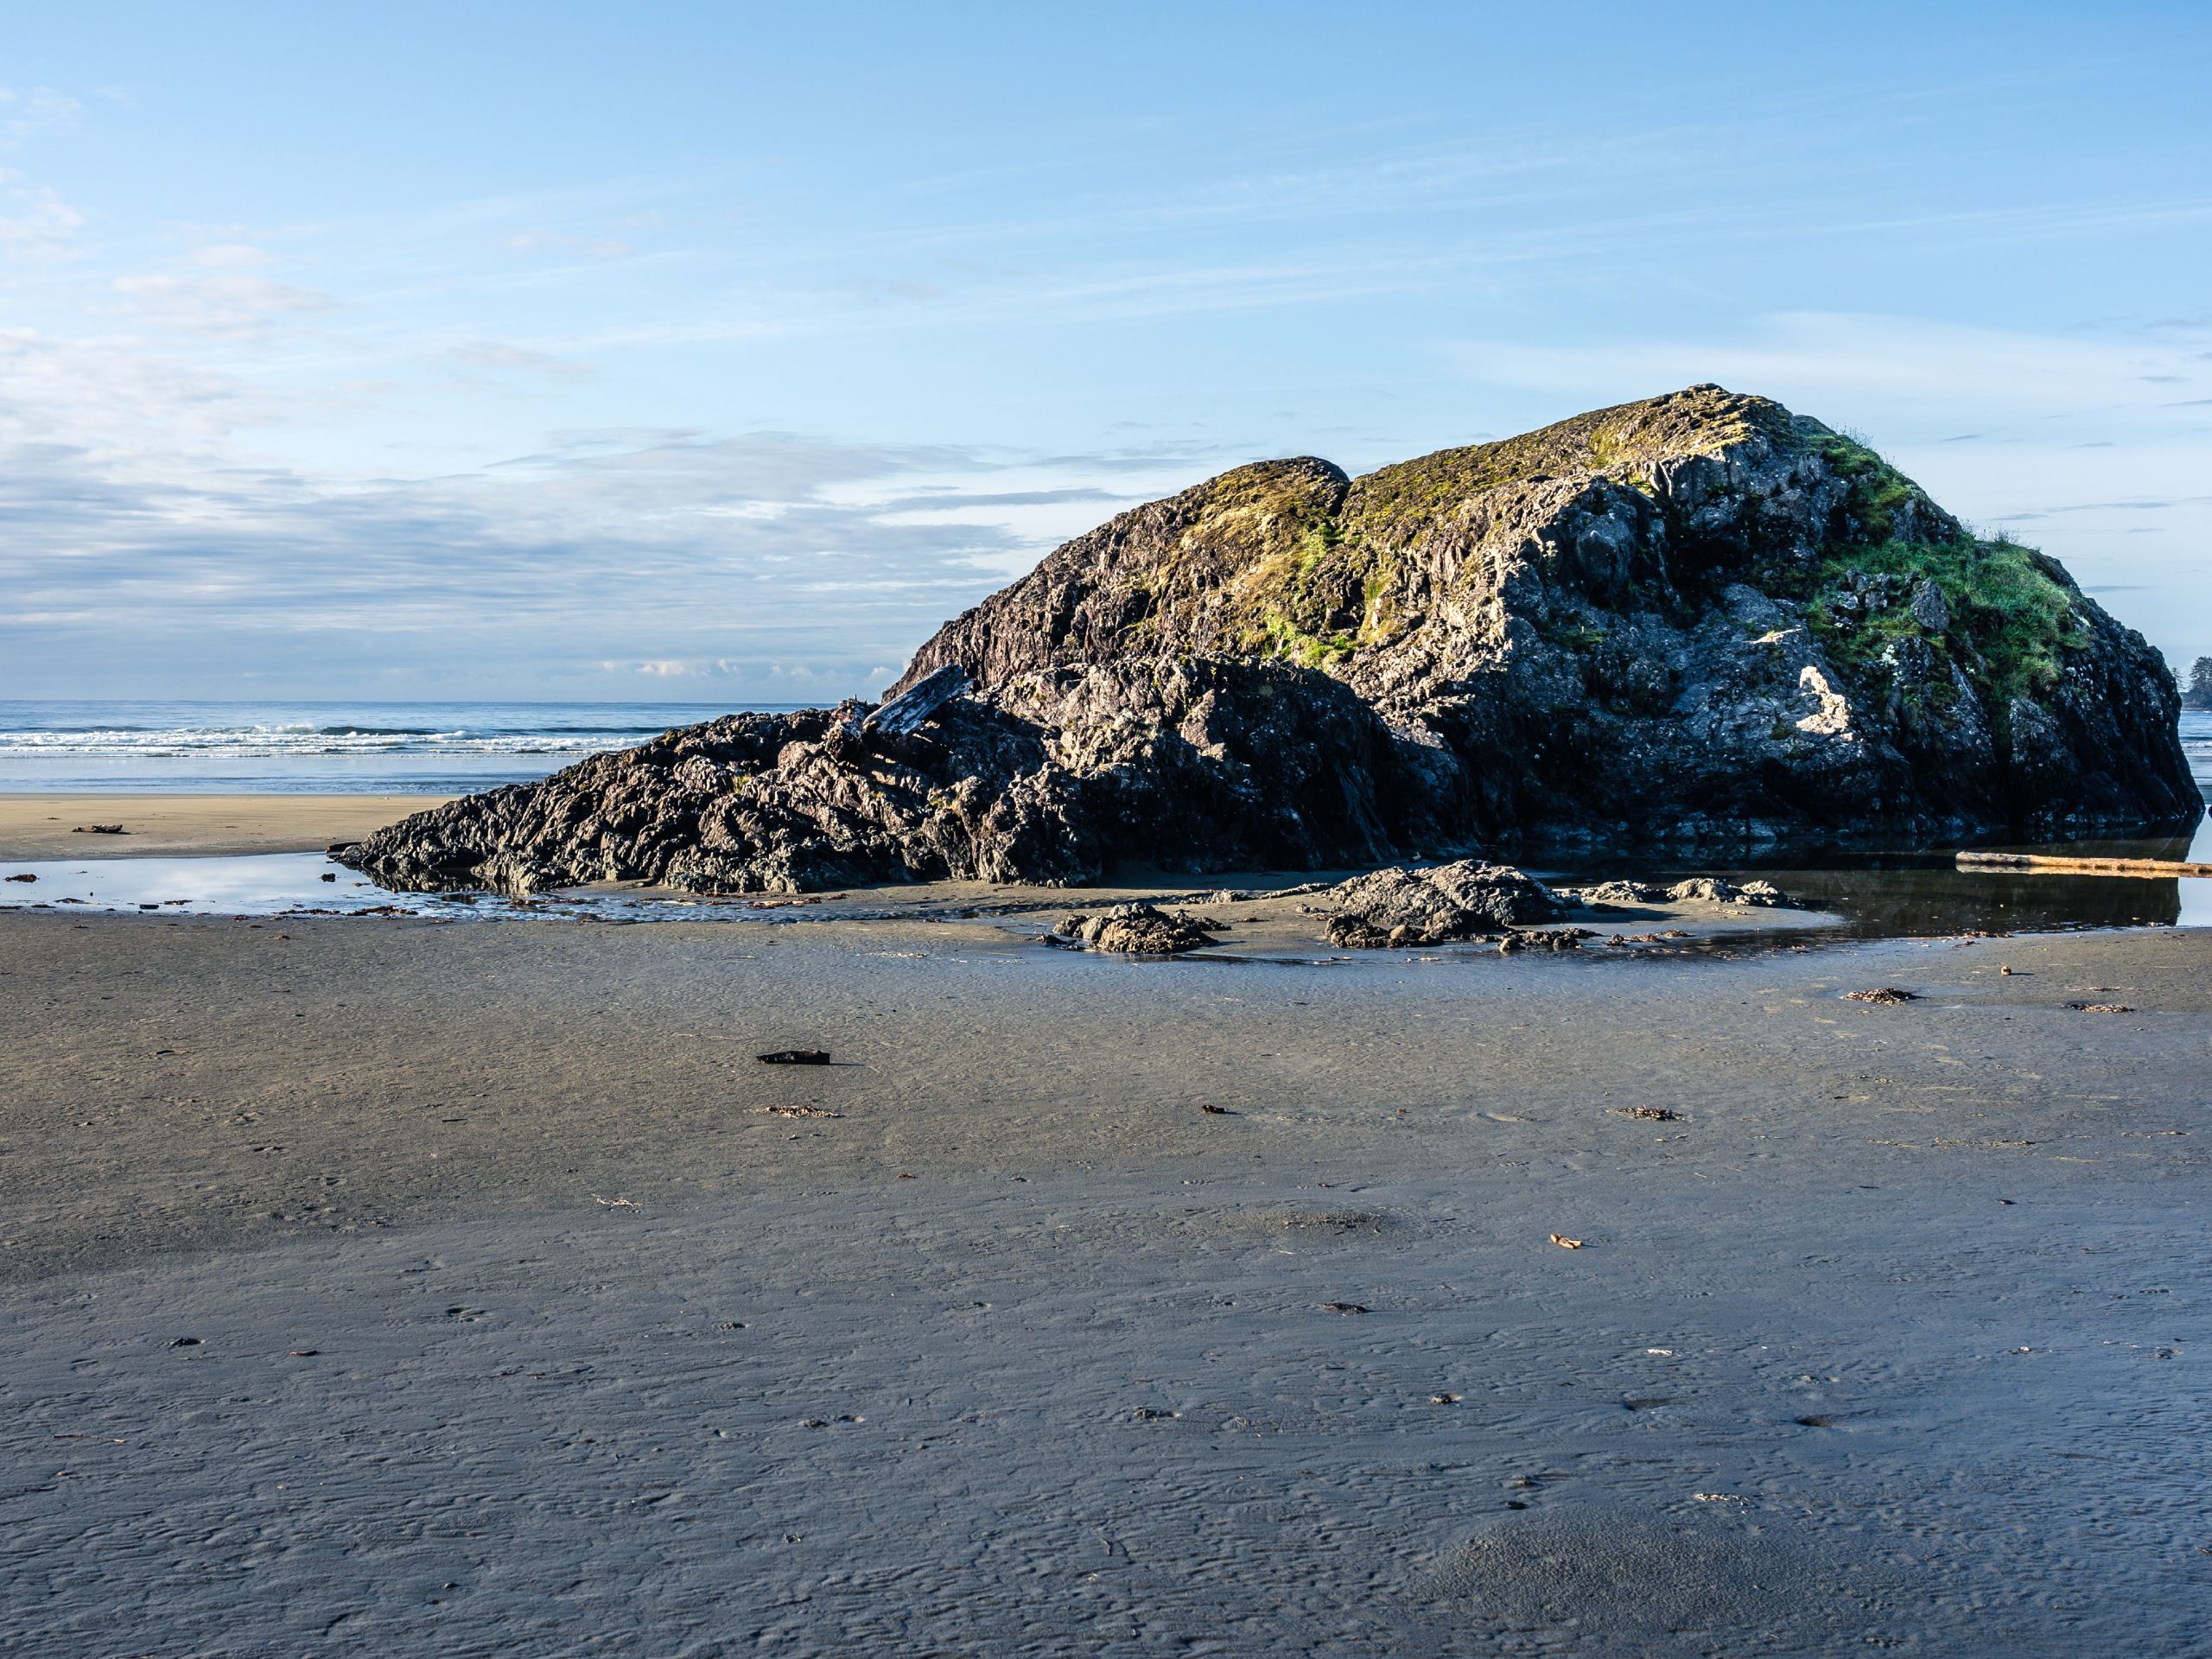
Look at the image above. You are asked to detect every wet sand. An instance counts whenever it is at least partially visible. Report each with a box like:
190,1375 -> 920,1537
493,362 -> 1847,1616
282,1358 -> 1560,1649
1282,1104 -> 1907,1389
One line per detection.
2,899 -> 2208,1654
0,792 -> 448,861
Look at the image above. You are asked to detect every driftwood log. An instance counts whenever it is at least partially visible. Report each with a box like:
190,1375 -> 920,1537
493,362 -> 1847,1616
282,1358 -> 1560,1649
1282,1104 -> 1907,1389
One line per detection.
1956,850 -> 2212,879
859,664 -> 969,738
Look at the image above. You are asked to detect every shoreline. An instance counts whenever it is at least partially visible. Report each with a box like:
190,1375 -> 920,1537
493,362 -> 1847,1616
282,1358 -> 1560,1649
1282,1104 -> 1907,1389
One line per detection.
0,791 -> 443,860
3,788 -> 2203,942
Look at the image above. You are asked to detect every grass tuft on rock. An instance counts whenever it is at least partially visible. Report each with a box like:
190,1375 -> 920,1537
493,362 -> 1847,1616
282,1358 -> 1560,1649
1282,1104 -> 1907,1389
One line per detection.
1804,427 -> 1936,544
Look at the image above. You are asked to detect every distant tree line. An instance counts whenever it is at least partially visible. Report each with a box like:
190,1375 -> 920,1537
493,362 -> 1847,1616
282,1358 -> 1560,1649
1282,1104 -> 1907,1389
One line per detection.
2188,656 -> 2212,711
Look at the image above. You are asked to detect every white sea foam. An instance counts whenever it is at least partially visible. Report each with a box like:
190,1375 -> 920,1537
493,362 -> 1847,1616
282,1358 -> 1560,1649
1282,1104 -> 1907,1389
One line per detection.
0,724 -> 627,759
0,699 -> 790,791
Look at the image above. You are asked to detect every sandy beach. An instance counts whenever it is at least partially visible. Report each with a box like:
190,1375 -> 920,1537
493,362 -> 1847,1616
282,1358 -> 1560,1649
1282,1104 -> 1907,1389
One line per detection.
2,796 -> 2208,1653
0,794 -> 451,861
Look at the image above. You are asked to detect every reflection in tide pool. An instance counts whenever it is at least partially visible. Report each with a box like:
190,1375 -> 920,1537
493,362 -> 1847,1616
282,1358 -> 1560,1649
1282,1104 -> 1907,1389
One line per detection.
0,855 -> 883,925
1607,809 -> 2212,941
1671,810 -> 2212,941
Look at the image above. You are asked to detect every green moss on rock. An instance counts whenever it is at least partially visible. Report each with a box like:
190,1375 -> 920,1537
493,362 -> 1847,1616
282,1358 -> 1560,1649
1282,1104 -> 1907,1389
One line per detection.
1807,534 -> 2085,709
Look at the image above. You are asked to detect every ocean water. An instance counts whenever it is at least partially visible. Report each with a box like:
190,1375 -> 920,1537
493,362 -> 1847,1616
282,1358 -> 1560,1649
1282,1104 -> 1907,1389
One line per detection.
0,699 -> 794,793
2,699 -> 2206,805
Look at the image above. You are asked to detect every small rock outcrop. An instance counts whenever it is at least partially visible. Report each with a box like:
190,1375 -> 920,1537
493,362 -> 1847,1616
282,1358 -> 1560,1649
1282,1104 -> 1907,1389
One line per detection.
1570,880 -> 1667,906
1318,860 -> 1569,948
1660,877 -> 1795,906
1569,877 -> 1796,908
1056,903 -> 1220,955
341,386 -> 2199,896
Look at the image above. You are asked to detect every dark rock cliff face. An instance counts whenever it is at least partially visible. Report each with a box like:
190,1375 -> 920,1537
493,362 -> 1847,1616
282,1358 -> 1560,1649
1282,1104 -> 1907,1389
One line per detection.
343,385 -> 2198,893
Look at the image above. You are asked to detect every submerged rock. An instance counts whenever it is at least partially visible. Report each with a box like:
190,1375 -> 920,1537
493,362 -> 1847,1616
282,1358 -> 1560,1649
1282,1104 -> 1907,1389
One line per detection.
340,386 -> 2198,896
1497,926 -> 1598,953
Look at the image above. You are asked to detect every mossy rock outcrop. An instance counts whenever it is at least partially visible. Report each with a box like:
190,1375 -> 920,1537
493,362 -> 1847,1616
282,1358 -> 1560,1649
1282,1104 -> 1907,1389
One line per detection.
893,384 -> 2195,850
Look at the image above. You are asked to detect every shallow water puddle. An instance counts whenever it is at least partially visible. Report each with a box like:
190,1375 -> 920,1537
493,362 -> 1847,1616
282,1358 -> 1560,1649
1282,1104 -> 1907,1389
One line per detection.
0,852 -> 522,918
3,817 -> 2208,938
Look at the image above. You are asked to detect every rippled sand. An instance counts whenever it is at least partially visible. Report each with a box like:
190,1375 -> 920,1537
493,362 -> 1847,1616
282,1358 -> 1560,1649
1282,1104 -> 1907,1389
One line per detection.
2,897 -> 2207,1654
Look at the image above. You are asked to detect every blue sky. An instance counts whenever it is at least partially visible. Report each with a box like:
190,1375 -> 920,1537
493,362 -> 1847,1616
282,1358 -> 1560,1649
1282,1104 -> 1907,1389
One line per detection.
3,2 -> 2209,700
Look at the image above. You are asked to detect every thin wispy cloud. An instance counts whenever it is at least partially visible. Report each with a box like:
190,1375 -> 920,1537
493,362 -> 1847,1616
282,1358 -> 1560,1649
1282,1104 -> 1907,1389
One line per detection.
0,172 -> 86,263
441,340 -> 594,391
2,10 -> 2209,695
108,270 -> 340,338
0,86 -> 81,145
0,376 -> 1208,696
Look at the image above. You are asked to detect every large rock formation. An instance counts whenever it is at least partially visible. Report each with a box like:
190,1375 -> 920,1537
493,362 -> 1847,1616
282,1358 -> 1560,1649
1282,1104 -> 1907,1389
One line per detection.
343,386 -> 2199,894
894,384 -> 2194,846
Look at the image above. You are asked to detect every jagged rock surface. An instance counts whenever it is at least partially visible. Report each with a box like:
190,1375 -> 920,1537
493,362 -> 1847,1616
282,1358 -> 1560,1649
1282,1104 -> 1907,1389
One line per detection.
343,386 -> 2199,896
344,657 -> 1426,894
1659,877 -> 1796,907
